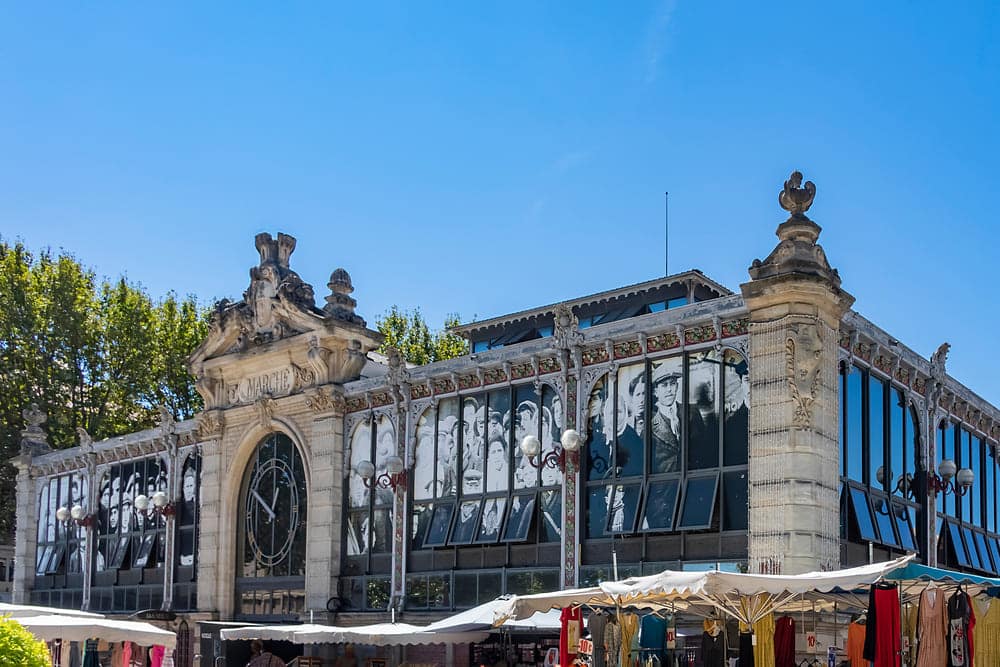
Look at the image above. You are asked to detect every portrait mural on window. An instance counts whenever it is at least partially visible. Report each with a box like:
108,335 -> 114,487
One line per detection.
177,453 -> 201,568
347,415 -> 395,556
585,351 -> 748,539
94,457 -> 167,573
407,383 -> 563,550
35,472 -> 88,578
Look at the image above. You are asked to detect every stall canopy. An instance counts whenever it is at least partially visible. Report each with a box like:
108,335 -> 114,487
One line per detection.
0,602 -> 105,619
221,622 -> 489,646
424,597 -> 561,633
15,615 -> 177,649
495,554 -> 916,627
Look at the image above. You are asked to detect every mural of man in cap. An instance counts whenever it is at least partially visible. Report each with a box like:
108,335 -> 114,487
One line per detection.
651,360 -> 683,472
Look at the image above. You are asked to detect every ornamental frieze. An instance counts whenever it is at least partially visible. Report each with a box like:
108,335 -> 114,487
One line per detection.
647,332 -> 680,352
509,362 -> 534,381
721,317 -> 749,338
684,324 -> 716,345
895,367 -> 910,386
581,346 -> 609,366
482,367 -> 508,385
409,383 -> 431,399
613,340 -> 641,359
873,355 -> 893,375
853,341 -> 872,361
432,377 -> 455,394
370,391 -> 393,408
538,357 -> 561,374
346,396 -> 368,413
913,376 -> 927,396
839,330 -> 852,349
457,373 -> 481,390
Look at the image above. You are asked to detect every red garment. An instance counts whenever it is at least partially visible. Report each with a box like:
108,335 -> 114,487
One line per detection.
873,585 -> 900,667
150,645 -> 165,667
774,616 -> 795,667
560,606 -> 583,667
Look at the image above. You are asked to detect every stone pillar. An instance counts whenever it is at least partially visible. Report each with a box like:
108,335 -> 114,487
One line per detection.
13,404 -> 51,603
739,172 -> 855,575
305,394 -> 345,616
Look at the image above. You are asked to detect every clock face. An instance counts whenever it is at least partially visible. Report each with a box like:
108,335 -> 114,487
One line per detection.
245,455 -> 301,568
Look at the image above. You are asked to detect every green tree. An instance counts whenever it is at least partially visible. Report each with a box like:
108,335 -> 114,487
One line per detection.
375,307 -> 468,365
0,617 -> 50,666
0,239 -> 209,538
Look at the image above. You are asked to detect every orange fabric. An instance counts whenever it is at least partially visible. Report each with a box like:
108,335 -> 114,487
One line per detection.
847,622 -> 869,667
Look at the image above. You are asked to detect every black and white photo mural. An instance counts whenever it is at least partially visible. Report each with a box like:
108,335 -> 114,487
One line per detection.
347,414 -> 396,556
96,457 -> 168,573
409,383 -> 563,550
34,472 -> 88,577
585,350 -> 749,539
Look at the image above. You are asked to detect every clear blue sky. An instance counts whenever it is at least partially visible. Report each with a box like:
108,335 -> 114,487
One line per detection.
1,3 -> 998,402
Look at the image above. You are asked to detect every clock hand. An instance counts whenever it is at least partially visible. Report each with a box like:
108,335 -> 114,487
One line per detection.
271,485 -> 280,511
252,489 -> 276,520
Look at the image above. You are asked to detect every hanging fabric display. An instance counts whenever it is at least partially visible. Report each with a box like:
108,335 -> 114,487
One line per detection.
773,616 -> 794,667
701,618 -> 725,667
561,606 -> 584,667
846,621 -> 867,667
738,631 -> 754,667
752,614 -> 774,667
620,613 -> 639,667
590,611 -> 609,667
916,585 -> 947,667
974,597 -> 1000,666
605,615 -> 622,667
947,588 -> 975,667
861,582 -> 900,667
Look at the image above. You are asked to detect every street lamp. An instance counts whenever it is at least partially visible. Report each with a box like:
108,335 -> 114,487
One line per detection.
134,491 -> 176,518
358,455 -> 408,493
520,429 -> 581,473
926,459 -> 974,497
55,504 -> 94,528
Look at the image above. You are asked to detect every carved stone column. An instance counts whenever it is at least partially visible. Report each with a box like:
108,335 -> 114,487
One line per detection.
13,404 -> 51,603
739,172 -> 855,574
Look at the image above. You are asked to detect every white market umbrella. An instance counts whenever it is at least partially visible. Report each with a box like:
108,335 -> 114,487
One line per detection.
16,615 -> 176,649
292,621 -> 489,646
0,602 -> 105,619
220,623 -> 335,641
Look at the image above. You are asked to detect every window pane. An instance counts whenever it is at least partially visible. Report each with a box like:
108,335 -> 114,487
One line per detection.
688,351 -> 720,470
503,494 -> 536,542
723,471 -> 748,531
975,532 -> 993,573
411,503 -> 433,549
942,425 -> 957,517
606,484 -> 642,533
424,503 -> 453,547
988,538 -> 1000,574
370,509 -> 392,554
651,358 -> 683,474
586,379 -> 613,481
461,396 -> 486,495
587,487 -> 610,538
413,409 -> 436,501
972,437 -> 984,528
450,500 -> 481,545
889,390 -> 904,497
678,476 -> 719,529
963,528 -> 983,570
512,386 -> 540,489
948,522 -> 970,567
476,497 -> 506,543
438,398 -> 460,496
617,364 -> 646,477
869,375 -> 884,489
641,480 -> 679,531
846,367 -> 863,482
541,386 -> 564,487
538,490 -> 562,542
723,350 -> 749,466
988,445 -> 998,534
962,430 -> 974,522
891,504 -> 916,551
871,497 -> 899,548
454,573 -> 477,608
849,487 -> 879,542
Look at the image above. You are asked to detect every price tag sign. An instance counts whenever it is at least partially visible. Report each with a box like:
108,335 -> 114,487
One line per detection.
902,636 -> 910,653
806,632 -> 817,654
578,638 -> 593,656
666,627 -> 676,649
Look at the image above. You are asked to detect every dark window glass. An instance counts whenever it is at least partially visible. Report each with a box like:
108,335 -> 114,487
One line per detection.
410,504 -> 433,549
891,503 -> 916,551
988,537 -> 1000,573
587,487 -> 609,538
845,367 -> 863,482
538,490 -> 562,542
904,406 -> 918,499
962,430 -> 974,522
723,470 -> 748,531
454,573 -> 477,608
869,375 -> 885,488
849,487 -> 879,542
943,425 -> 957,517
366,578 -> 391,610
513,386 -> 540,490
871,497 -> 899,548
687,351 -> 720,470
971,435 -> 983,527
988,445 -> 998,534
948,522 -> 971,567
475,497 -> 506,543
450,500 -> 481,545
424,503 -> 453,547
974,532 -> 993,572
606,484 -> 642,533
586,379 -> 613,481
723,351 -> 749,466
839,368 -> 845,476
641,480 -> 679,531
678,476 -> 719,529
503,494 -> 535,542
963,528 -> 983,570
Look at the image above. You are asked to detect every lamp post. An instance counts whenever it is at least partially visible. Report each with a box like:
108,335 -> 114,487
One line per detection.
926,459 -> 974,498
55,504 -> 94,528
358,455 -> 408,493
134,491 -> 176,518
519,429 -> 581,473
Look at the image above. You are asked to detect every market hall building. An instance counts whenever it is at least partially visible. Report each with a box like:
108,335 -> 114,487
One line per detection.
12,173 -> 1000,662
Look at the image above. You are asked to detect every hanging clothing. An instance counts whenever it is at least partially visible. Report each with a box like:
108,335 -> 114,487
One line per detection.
861,582 -> 900,667
916,586 -> 947,667
738,632 -> 754,667
561,607 -> 584,667
620,613 -> 640,667
974,597 -> 1000,667
590,612 -> 610,667
773,616 -> 795,667
701,630 -> 726,667
846,622 -> 868,667
752,614 -> 774,667
901,604 -> 917,667
605,619 -> 622,667
947,589 -> 975,667
640,614 -> 667,666
150,646 -> 165,667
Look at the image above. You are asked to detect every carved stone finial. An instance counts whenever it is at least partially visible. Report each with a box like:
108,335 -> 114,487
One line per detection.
157,405 -> 176,436
930,342 -> 950,380
553,304 -> 583,350
20,404 -> 51,457
778,171 -> 816,220
386,346 -> 409,387
76,427 -> 93,452
323,268 -> 365,325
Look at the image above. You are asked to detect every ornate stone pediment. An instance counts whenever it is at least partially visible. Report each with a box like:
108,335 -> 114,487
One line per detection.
188,232 -> 384,411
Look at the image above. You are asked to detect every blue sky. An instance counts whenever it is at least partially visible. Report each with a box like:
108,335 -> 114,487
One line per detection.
1,3 -> 998,402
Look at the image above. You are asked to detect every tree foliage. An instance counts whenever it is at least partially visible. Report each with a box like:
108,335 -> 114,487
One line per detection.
0,239 -> 209,538
375,306 -> 468,365
0,617 -> 50,666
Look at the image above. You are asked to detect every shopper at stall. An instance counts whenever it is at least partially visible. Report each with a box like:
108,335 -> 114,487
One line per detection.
247,640 -> 286,667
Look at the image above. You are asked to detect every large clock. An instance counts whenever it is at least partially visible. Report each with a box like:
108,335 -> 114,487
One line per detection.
245,436 -> 304,569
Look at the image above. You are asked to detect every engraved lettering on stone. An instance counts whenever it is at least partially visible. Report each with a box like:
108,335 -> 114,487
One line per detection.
228,367 -> 294,405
